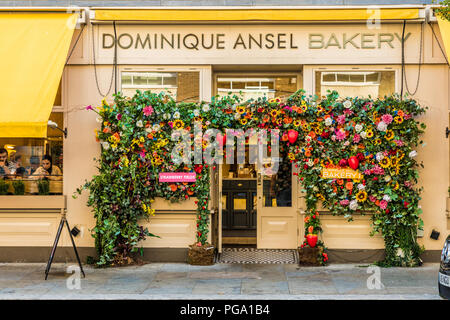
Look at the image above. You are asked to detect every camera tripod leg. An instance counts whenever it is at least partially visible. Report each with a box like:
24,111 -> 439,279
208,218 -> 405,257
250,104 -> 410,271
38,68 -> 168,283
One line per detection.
44,217 -> 64,280
65,219 -> 85,278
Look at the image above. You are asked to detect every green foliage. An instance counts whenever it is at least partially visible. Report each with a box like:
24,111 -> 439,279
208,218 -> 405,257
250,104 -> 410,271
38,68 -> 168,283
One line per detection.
79,89 -> 426,267
0,180 -> 9,195
12,180 -> 25,195
37,179 -> 50,195
435,0 -> 450,21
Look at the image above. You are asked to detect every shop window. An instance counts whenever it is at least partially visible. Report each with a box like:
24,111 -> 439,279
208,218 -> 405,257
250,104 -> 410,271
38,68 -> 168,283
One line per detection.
217,76 -> 298,101
315,70 -> 395,99
121,71 -> 200,103
0,112 -> 64,195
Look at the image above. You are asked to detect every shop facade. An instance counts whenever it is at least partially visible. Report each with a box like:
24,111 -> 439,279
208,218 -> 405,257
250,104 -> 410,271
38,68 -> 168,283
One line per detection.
0,5 -> 449,263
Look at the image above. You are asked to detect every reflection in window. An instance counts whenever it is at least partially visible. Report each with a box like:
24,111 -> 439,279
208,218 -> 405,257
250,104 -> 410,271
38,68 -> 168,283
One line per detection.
217,76 -> 298,101
0,112 -> 63,195
263,161 -> 292,208
121,71 -> 200,102
315,71 -> 395,99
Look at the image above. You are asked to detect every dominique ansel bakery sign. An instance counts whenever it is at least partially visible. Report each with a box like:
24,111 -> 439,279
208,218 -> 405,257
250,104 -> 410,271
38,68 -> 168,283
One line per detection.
101,31 -> 411,51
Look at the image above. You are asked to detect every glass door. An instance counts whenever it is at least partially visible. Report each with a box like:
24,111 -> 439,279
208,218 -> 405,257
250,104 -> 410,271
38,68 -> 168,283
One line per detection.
256,160 -> 298,249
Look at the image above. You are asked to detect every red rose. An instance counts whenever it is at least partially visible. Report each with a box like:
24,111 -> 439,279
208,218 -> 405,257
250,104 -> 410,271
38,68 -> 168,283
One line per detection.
356,153 -> 365,162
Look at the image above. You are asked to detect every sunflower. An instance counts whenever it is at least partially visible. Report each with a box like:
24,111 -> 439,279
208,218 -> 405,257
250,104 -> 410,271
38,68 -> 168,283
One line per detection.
374,138 -> 382,145
240,118 -> 248,125
236,106 -> 246,114
356,190 -> 367,202
390,156 -> 399,167
270,109 -> 279,117
366,130 -> 374,138
317,105 -> 324,114
173,119 -> 184,129
397,150 -> 405,160
393,181 -> 400,190
300,105 -> 308,113
379,157 -> 391,168
316,193 -> 325,201
288,153 -> 295,160
394,116 -> 404,124
385,130 -> 394,140
293,119 -> 301,127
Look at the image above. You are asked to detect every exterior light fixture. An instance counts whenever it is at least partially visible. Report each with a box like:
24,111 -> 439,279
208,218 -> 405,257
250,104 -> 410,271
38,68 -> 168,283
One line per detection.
47,120 -> 67,138
431,229 -> 440,240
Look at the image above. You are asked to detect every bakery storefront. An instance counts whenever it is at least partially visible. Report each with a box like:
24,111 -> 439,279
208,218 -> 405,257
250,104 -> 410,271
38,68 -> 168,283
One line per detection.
0,6 -> 449,263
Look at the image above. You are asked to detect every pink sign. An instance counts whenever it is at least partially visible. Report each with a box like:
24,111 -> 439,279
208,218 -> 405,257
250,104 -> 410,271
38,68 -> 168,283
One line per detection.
159,172 -> 197,183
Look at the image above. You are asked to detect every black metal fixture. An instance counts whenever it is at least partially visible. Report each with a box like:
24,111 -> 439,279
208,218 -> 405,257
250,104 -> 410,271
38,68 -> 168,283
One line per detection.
446,127 -> 450,139
71,226 -> 81,237
47,120 -> 67,138
431,229 -> 440,240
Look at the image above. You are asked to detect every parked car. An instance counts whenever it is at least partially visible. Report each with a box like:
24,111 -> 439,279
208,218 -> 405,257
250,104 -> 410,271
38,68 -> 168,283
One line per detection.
439,235 -> 450,299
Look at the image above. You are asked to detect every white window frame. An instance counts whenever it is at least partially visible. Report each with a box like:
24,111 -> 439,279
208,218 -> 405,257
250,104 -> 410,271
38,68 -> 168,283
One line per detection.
121,72 -> 178,90
308,66 -> 399,97
320,71 -> 381,87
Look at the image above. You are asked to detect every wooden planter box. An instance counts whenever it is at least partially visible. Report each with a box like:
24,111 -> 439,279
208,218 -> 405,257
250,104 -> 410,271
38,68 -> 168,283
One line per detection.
298,247 -> 322,266
187,243 -> 215,265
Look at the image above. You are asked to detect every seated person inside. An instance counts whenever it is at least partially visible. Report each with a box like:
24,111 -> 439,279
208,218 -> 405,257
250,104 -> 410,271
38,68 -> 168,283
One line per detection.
0,148 -> 14,179
30,155 -> 62,181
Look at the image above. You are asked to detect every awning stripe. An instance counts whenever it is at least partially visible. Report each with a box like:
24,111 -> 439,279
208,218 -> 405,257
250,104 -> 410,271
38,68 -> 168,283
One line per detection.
437,15 -> 450,65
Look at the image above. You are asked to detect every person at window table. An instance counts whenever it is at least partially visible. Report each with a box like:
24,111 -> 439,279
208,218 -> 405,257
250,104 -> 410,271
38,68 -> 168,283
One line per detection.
31,155 -> 62,181
0,148 -> 14,178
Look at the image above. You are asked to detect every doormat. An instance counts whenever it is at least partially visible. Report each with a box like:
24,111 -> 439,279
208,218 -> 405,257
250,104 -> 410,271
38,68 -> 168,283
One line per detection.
217,248 -> 298,264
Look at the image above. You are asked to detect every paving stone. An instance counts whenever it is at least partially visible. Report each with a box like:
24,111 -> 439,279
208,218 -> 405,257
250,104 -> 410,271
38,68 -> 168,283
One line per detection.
154,272 -> 188,280
142,279 -> 196,295
241,280 -> 289,295
192,279 -> 241,295
189,271 -> 261,280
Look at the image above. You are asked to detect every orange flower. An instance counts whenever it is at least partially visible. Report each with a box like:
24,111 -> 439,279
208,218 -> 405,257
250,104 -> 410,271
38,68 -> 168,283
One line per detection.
332,185 -> 338,193
397,110 -> 404,117
187,189 -> 194,196
308,131 -> 316,139
170,184 -> 177,192
337,179 -> 344,185
305,149 -> 312,157
281,134 -> 289,141
345,181 -> 353,190
308,226 -> 314,234
304,216 -> 310,223
147,133 -> 153,139
284,117 -> 293,124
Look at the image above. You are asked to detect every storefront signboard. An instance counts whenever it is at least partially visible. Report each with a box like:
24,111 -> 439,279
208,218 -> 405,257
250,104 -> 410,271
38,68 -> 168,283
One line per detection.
159,172 -> 197,182
321,168 -> 363,180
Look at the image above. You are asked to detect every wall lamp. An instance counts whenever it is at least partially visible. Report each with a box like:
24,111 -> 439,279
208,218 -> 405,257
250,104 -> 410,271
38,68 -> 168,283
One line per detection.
47,120 -> 67,138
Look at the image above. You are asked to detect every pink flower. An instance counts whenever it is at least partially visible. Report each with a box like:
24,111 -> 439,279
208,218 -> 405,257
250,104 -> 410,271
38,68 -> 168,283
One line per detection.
340,199 -> 350,206
143,105 -> 154,116
394,140 -> 404,147
335,129 -> 346,141
372,165 -> 385,175
343,109 -> 353,116
85,105 -> 93,111
379,200 -> 388,210
364,169 -> 372,175
381,114 -> 393,124
404,113 -> 412,120
353,134 -> 361,144
337,115 -> 346,125
369,195 -> 377,203
116,113 -> 122,121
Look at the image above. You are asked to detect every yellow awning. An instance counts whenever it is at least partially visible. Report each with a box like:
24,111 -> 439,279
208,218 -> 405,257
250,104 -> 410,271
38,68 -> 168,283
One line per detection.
437,15 -> 450,65
0,13 -> 78,138
94,8 -> 420,21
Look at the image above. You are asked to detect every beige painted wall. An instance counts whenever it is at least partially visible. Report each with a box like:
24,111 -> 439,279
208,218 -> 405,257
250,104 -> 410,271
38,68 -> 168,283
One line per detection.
1,21 -> 448,253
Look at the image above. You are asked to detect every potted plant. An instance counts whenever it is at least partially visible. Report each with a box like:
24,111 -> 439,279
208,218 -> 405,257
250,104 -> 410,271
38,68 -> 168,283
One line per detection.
37,179 -> 50,195
0,180 -> 9,195
12,180 -> 25,195
187,242 -> 215,265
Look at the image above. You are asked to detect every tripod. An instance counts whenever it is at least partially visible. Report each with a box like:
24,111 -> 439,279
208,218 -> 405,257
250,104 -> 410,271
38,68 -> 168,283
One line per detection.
45,210 -> 85,280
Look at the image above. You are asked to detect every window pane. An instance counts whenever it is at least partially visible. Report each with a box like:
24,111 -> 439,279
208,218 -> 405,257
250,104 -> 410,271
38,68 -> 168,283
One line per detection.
316,70 -> 395,99
0,112 -> 63,195
322,73 -> 335,82
366,72 -> 380,83
133,74 -> 148,85
121,71 -> 199,103
349,74 -> 364,83
163,73 -> 177,87
121,74 -> 132,86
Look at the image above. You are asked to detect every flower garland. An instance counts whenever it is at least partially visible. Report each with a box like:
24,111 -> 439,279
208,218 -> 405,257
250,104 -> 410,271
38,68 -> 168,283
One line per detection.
79,89 -> 426,267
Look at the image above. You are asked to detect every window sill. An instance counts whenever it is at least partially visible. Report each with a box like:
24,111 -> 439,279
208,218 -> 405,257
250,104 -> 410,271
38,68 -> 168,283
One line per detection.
0,195 -> 66,210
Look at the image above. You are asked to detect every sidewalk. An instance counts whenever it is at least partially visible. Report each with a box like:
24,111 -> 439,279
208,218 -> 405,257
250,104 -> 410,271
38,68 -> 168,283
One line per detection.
0,262 -> 442,300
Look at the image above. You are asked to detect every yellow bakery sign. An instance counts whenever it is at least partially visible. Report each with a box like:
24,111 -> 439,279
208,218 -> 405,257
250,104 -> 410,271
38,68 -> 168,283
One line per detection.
321,168 -> 363,180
